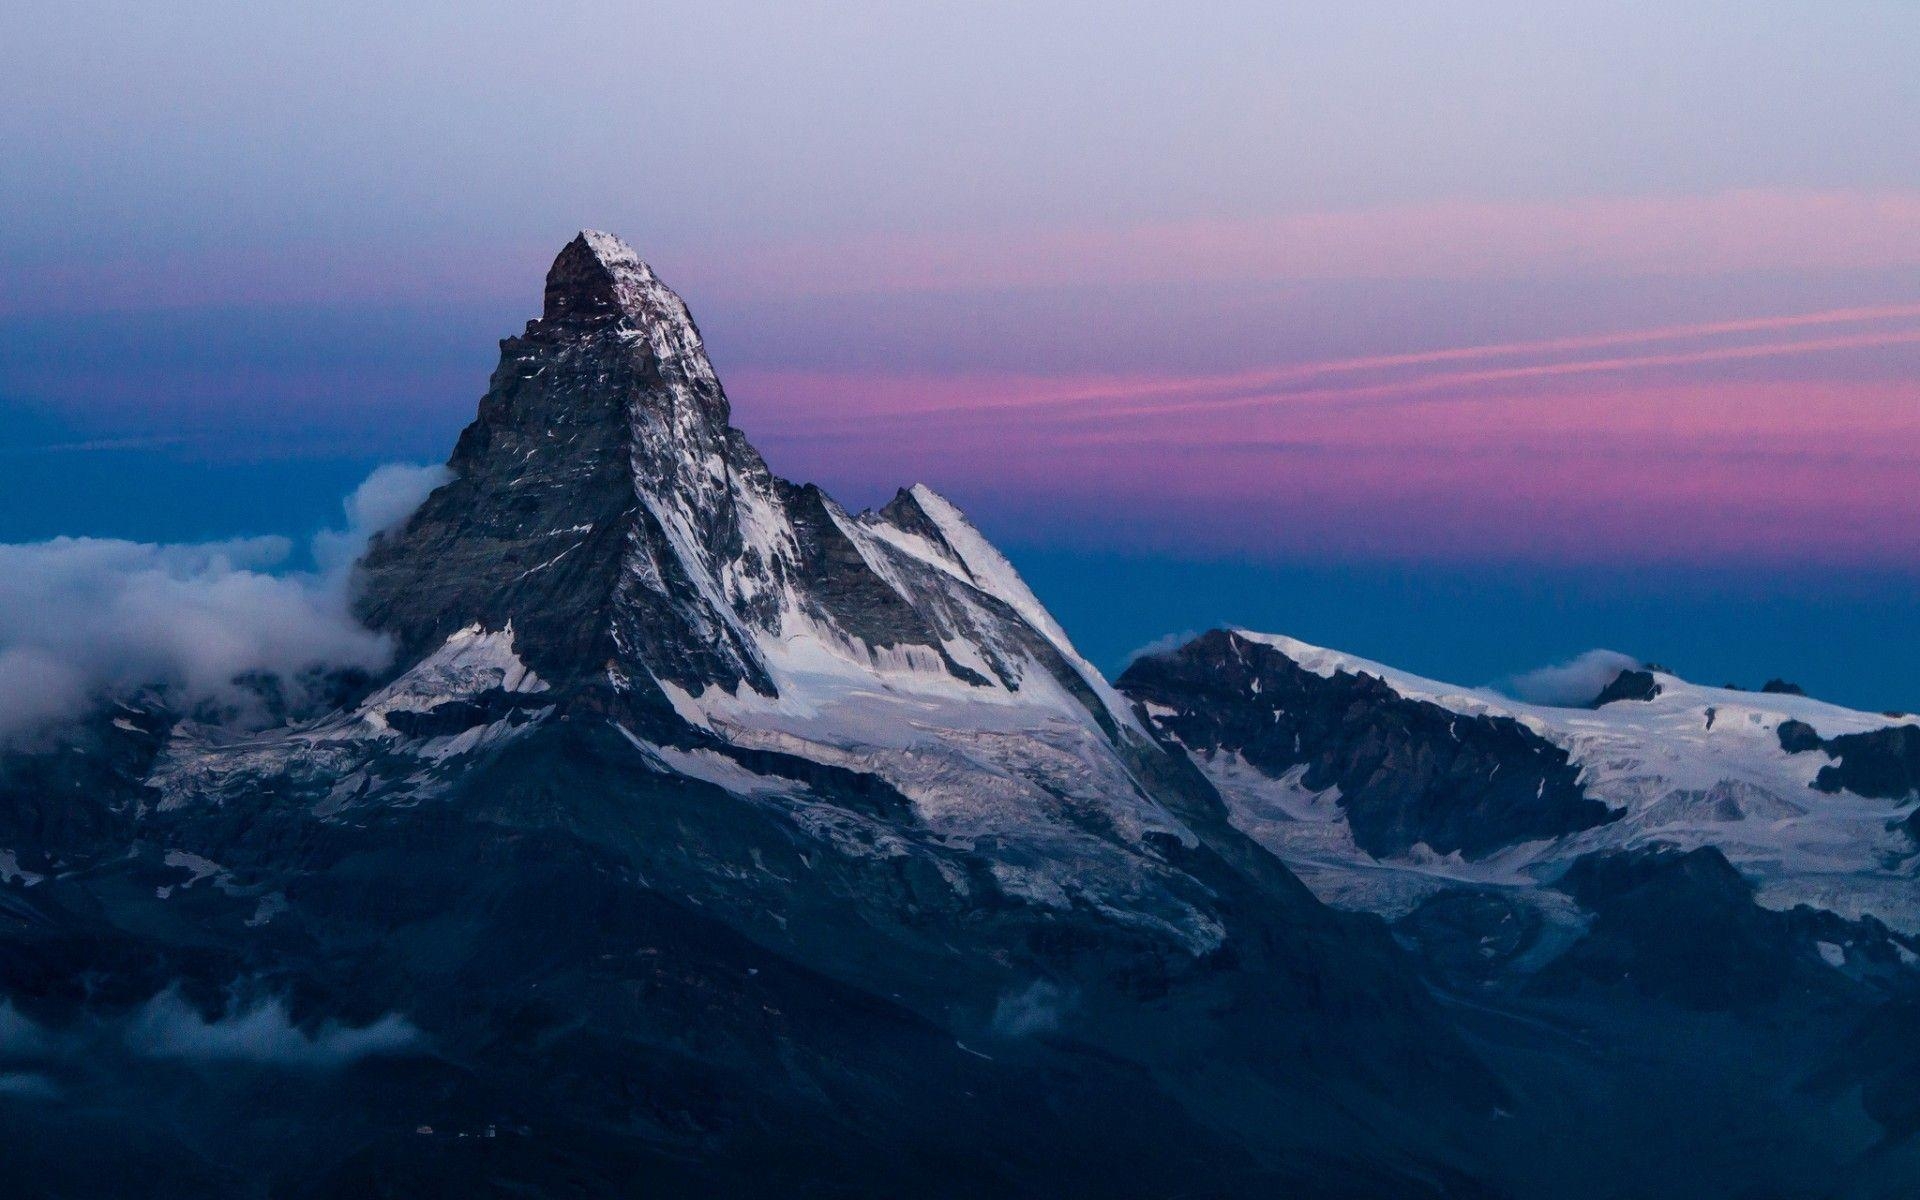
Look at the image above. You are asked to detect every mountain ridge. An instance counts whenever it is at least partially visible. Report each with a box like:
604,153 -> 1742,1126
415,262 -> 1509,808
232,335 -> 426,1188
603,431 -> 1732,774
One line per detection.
4,232 -> 1919,1198
0,233 -> 1516,1198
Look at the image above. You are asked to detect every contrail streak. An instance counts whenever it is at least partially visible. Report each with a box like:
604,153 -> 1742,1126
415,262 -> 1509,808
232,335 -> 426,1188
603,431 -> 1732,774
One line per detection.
848,300 -> 1920,422
1076,327 -> 1920,422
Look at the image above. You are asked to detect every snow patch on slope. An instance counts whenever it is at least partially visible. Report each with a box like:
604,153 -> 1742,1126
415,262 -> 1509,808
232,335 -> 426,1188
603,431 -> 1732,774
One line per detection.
901,486 -> 1147,738
147,624 -> 552,815
360,623 -> 546,730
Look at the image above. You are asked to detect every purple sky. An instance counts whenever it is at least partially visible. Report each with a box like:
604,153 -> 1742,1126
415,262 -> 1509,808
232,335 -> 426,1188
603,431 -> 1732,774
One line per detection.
3,3 -> 1917,705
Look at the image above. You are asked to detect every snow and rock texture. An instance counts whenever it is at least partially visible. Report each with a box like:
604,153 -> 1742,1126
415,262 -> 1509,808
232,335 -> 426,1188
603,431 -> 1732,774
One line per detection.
1122,629 -> 1920,1195
9,232 -> 1920,1197
1123,629 -> 1920,924
1121,629 -> 1920,968
356,233 -> 1132,730
0,234 -> 1516,1198
350,231 -> 1222,950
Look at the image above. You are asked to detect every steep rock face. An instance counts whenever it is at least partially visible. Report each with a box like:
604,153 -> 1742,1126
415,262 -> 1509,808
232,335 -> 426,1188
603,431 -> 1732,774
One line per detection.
1592,668 -> 1661,706
1531,845 -> 1894,1009
0,701 -> 168,874
1118,629 -> 1617,859
356,231 -> 790,696
355,232 -> 1130,731
345,234 -> 1225,949
1778,719 -> 1920,800
1115,632 -> 1920,1197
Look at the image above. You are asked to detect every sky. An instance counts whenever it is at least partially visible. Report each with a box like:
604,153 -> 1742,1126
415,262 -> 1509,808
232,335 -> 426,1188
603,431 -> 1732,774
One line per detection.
3,2 -> 1918,710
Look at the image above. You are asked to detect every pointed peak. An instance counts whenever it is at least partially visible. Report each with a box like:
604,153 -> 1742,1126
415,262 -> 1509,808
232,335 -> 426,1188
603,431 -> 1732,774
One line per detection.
877,484 -> 940,532
576,228 -> 643,269
905,482 -> 958,511
542,229 -> 668,327
535,230 -> 718,384
880,483 -> 955,522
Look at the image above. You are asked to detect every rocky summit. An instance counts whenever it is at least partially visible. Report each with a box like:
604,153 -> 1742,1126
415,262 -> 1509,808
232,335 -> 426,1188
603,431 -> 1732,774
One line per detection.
3,233 -> 1919,1199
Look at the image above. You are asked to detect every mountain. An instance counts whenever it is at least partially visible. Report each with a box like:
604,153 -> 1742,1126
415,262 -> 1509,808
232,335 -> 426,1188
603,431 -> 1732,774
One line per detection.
1121,630 -> 1920,1195
0,234 -> 1506,1198
6,231 -> 1918,1197
1119,629 -> 1920,951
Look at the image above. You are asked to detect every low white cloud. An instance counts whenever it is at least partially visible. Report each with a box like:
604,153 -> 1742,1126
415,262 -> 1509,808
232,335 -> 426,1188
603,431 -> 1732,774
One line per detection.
310,462 -> 447,580
0,991 -> 421,1079
988,980 -> 1074,1039
0,462 -> 446,743
124,988 -> 421,1069
1122,630 -> 1201,666
0,1072 -> 58,1099
1495,649 -> 1642,707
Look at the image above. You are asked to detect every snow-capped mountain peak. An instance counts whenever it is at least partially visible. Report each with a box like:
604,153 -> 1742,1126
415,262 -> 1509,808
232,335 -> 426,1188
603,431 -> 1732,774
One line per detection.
356,232 -> 1129,731
347,233 -> 1214,943
542,229 -> 719,382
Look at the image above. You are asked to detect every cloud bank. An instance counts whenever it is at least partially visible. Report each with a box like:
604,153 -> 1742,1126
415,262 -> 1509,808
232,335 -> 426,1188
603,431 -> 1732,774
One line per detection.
1,991 -> 422,1081
124,989 -> 421,1069
989,980 -> 1074,1039
309,462 -> 451,579
0,462 -> 446,742
1495,649 -> 1643,707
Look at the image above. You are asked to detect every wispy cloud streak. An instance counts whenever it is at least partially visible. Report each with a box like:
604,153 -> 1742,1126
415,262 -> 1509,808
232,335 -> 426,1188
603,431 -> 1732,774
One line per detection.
744,303 -> 1920,430
1031,303 -> 1920,412
1071,326 -> 1920,424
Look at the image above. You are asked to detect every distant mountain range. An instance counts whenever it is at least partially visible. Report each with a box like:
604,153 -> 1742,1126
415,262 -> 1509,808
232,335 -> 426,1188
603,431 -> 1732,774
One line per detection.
2,233 -> 1916,1198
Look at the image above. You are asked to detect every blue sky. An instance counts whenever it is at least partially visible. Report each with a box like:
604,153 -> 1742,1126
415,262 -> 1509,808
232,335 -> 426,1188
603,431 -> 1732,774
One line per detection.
3,2 -> 1918,708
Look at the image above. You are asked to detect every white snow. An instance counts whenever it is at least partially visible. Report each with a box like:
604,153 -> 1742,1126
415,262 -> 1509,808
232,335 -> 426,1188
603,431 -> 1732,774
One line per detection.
359,623 -> 546,730
0,850 -> 43,886
146,624 -> 553,815
901,486 -> 1148,739
614,725 -> 804,799
576,230 -> 720,387
1191,631 -> 1920,934
583,420 -> 1216,952
162,849 -> 223,888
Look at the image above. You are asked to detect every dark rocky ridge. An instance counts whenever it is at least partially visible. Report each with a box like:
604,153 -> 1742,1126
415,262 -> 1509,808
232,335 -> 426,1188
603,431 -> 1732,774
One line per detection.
1119,630 -> 1621,858
1592,668 -> 1661,706
1777,718 -> 1920,800
354,232 -> 1132,733
356,232 -> 774,699
1533,845 -> 1901,1010
0,701 -> 166,873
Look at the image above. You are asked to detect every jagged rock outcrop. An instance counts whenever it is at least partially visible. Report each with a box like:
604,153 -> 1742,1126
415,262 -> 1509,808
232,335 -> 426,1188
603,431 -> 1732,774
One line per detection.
1120,630 -> 1920,1196
1779,718 -> 1920,800
1122,629 -> 1920,937
355,232 -> 1127,726
1118,629 -> 1618,859
1592,668 -> 1661,706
